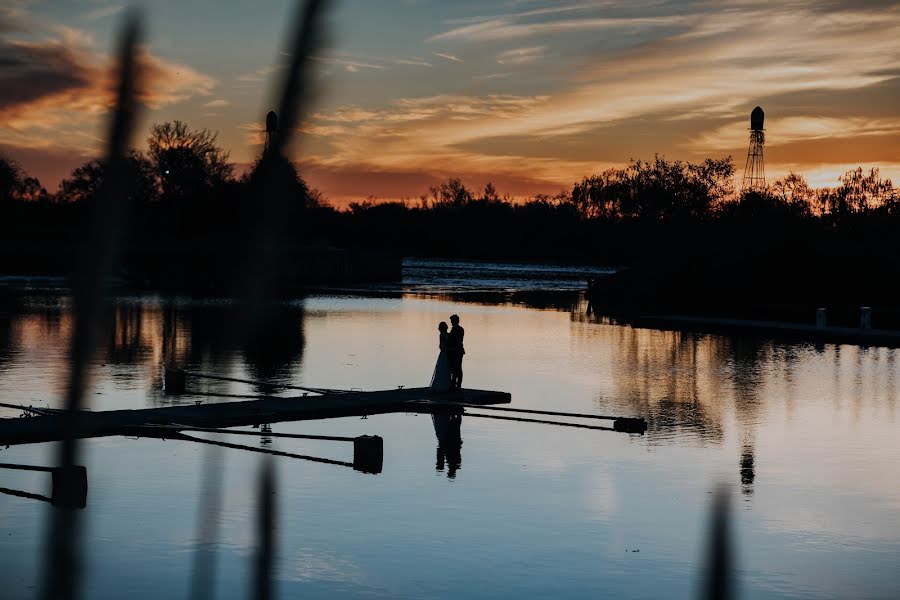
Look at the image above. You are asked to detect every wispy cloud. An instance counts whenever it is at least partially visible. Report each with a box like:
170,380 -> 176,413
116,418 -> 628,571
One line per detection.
434,52 -> 462,63
82,4 -> 124,23
302,93 -> 589,189
312,107 -> 382,123
299,1 -> 900,202
473,73 -> 511,81
429,15 -> 688,43
314,56 -> 384,72
394,58 -> 433,68
236,64 -> 282,83
203,99 -> 231,108
442,3 -> 593,26
496,45 -> 545,65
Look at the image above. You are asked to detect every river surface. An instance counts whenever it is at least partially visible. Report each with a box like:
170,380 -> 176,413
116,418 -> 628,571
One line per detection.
0,259 -> 898,599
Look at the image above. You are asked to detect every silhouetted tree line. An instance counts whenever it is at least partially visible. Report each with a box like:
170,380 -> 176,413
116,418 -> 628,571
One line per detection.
0,121 -> 325,279
336,156 -> 900,269
565,163 -> 900,325
3,120 -> 900,317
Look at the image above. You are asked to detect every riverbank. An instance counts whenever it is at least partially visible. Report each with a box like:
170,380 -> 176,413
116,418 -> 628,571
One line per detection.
630,314 -> 900,349
0,240 -> 401,291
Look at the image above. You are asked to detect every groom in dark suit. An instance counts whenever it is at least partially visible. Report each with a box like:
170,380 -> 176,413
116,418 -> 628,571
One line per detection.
448,314 -> 465,391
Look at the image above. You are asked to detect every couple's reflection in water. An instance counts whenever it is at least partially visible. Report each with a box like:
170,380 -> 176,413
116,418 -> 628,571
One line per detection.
432,412 -> 463,479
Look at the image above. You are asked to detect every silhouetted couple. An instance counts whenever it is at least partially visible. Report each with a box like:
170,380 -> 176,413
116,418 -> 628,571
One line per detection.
430,314 -> 465,392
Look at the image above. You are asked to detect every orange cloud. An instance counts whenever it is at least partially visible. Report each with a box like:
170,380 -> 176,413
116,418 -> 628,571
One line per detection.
0,25 -> 215,156
294,2 -> 900,203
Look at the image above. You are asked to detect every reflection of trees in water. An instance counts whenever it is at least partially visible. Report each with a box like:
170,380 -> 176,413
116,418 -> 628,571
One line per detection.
720,337 -> 766,497
740,444 -> 755,494
0,293 -> 68,374
0,300 -> 12,371
0,298 -> 168,374
35,296 -> 66,339
596,325 -> 810,495
887,349 -> 897,419
105,302 -> 155,365
162,303 -> 240,371
241,306 -> 305,391
0,291 -> 23,340
82,298 -> 307,402
606,327 -> 726,444
158,301 -> 306,397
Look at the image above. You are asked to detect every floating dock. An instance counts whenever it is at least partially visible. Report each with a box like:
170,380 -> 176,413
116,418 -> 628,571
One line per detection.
0,387 -> 511,446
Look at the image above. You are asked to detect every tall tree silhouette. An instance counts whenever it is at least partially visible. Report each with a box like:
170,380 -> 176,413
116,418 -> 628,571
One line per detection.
819,167 -> 897,217
0,156 -> 26,204
148,121 -> 232,203
246,152 -> 316,211
58,152 -> 156,204
570,156 -> 734,221
429,177 -> 472,207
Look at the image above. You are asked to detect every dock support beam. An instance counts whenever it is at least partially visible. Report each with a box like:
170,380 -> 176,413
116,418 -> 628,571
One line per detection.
353,435 -> 383,474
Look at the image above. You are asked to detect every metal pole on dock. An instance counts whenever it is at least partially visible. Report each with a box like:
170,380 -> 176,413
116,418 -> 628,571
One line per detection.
463,411 -> 616,431
138,425 -> 385,475
164,368 -> 346,396
141,425 -> 360,443
140,425 -> 384,473
418,402 -> 648,434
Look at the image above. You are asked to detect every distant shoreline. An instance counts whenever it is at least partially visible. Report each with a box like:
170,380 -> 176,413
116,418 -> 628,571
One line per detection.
627,314 -> 900,349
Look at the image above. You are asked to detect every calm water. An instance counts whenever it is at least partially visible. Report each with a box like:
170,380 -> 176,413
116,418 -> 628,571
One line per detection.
0,261 -> 899,599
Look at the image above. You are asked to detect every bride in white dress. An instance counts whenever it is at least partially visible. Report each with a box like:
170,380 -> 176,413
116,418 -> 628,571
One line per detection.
430,321 -> 452,391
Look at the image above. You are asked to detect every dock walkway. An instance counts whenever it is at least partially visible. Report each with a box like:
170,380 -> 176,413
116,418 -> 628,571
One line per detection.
0,387 -> 511,446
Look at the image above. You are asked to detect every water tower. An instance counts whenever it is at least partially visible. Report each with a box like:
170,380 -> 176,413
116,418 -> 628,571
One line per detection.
264,110 -> 278,153
741,106 -> 765,192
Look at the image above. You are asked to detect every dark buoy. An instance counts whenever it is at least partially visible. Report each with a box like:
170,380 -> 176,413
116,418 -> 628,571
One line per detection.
353,435 -> 383,474
51,465 -> 88,509
164,368 -> 186,395
613,417 -> 648,434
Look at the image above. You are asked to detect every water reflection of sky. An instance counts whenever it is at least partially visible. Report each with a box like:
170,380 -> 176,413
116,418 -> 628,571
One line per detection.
0,279 -> 899,598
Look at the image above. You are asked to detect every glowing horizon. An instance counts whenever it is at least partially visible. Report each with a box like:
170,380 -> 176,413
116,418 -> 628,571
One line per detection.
2,0 -> 900,206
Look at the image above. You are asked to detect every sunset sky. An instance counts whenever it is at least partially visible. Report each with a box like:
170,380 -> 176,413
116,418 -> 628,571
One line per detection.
3,0 -> 900,206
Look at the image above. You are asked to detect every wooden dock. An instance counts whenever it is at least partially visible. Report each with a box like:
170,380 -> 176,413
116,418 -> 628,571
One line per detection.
0,387 -> 511,446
